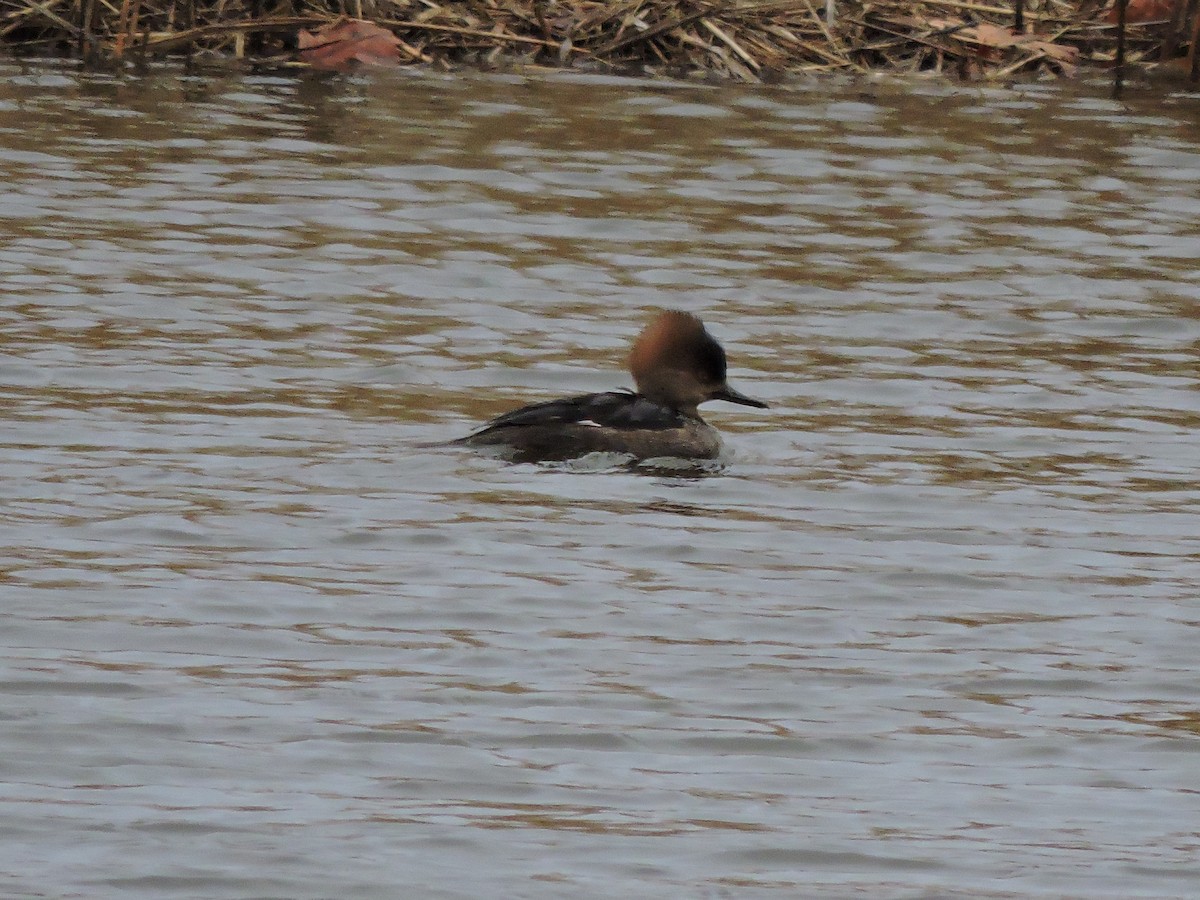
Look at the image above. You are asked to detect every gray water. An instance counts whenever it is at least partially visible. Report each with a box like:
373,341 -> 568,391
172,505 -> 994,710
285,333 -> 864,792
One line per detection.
2,57 -> 1200,898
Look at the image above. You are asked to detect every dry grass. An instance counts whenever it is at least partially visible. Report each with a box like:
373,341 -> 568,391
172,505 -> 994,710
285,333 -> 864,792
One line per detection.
0,0 -> 1194,79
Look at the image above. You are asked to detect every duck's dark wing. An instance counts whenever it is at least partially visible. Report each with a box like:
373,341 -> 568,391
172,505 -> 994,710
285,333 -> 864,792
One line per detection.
471,390 -> 686,433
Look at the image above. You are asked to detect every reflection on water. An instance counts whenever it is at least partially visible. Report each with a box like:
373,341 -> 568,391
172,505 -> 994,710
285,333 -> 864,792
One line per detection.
2,59 -> 1200,898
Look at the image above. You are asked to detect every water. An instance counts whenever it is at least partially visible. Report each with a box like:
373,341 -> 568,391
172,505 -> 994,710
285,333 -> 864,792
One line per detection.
2,58 -> 1200,898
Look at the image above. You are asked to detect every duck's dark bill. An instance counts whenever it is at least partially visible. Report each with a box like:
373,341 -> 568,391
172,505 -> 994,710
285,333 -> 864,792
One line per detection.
713,385 -> 768,409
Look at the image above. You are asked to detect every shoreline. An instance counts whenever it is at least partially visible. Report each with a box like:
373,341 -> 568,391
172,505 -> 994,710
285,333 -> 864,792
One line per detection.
1,0 -> 1194,81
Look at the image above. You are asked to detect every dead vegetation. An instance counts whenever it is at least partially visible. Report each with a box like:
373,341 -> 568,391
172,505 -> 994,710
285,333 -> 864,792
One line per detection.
1,0 -> 1197,80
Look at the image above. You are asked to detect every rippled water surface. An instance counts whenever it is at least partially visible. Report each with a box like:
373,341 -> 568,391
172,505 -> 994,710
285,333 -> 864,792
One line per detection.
3,57 -> 1200,897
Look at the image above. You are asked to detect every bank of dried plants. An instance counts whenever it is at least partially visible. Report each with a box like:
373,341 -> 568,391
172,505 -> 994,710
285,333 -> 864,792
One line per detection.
1,0 -> 1197,80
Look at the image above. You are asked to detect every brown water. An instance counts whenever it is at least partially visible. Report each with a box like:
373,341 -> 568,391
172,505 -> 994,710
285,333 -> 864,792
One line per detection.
3,57 -> 1200,897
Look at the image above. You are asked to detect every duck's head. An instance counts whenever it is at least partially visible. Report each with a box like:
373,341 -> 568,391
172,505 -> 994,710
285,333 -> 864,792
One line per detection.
628,310 -> 767,415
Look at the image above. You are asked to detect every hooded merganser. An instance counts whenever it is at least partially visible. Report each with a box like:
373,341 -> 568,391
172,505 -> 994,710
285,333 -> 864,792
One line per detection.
456,310 -> 767,463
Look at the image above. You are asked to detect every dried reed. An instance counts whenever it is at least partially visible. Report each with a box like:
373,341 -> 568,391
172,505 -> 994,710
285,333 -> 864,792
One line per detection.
0,0 -> 1193,80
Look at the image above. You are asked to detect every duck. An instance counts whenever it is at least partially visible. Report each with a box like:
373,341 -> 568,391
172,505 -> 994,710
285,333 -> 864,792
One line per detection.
456,310 -> 767,463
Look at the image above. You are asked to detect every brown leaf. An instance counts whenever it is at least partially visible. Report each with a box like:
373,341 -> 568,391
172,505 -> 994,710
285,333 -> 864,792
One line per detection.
1104,0 -> 1179,22
954,22 -> 1079,70
1025,40 -> 1080,64
298,18 -> 402,70
963,23 -> 1024,49
924,16 -> 966,29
